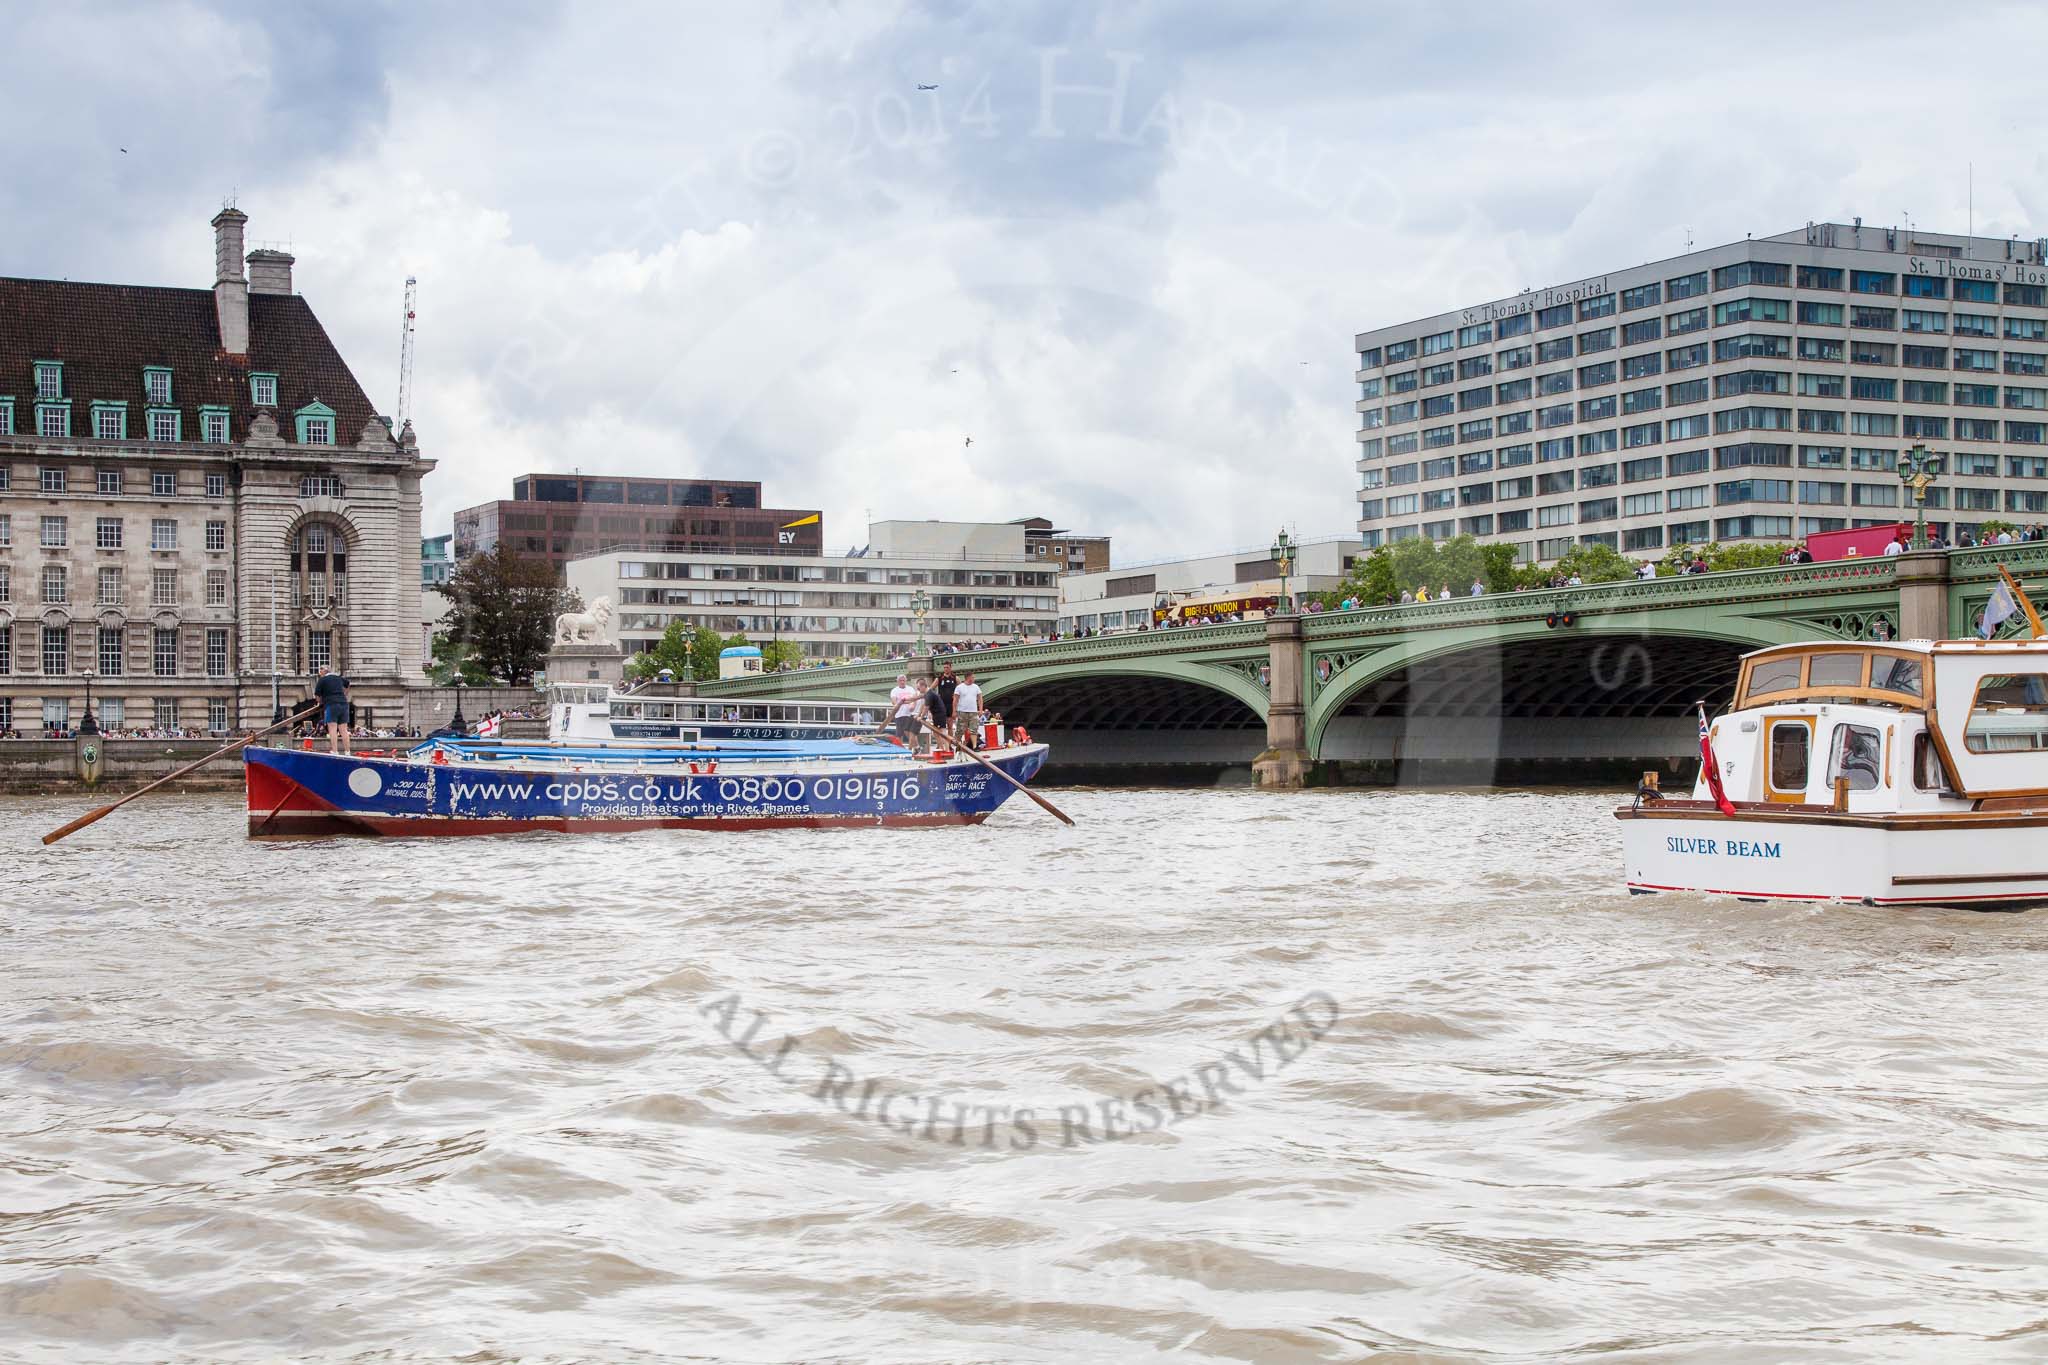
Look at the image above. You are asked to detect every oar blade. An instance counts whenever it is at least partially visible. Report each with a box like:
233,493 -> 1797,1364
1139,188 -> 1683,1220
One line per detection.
42,805 -> 115,846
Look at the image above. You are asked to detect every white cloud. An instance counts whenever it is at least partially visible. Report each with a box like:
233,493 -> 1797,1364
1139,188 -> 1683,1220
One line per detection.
6,1 -> 2047,561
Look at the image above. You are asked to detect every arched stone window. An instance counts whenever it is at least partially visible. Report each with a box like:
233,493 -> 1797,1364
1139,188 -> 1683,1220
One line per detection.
286,517 -> 353,674
291,521 -> 349,610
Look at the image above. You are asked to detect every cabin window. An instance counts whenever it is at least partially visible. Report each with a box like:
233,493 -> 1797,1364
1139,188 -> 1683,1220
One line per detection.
1768,722 -> 1811,793
1750,657 -> 1804,694
1964,673 -> 2048,752
1827,724 -> 1883,791
1809,654 -> 1864,690
1869,654 -> 1924,697
1912,734 -> 1952,791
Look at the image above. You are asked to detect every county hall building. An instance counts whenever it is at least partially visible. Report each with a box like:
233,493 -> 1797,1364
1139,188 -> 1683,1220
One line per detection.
1354,222 -> 2048,561
0,207 -> 432,734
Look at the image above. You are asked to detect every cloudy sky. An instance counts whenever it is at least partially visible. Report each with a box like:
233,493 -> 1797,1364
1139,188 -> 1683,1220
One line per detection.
9,1 -> 2046,561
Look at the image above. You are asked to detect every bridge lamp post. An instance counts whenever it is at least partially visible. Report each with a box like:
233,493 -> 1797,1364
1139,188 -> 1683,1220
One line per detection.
1270,529 -> 1296,615
78,669 -> 99,736
911,588 -> 932,656
1898,443 -> 1940,550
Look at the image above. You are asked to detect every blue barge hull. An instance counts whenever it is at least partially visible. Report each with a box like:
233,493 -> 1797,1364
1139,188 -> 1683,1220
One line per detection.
245,743 -> 1050,838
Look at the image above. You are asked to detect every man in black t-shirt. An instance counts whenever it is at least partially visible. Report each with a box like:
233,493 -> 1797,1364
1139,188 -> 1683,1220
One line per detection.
313,664 -> 351,754
929,662 -> 957,741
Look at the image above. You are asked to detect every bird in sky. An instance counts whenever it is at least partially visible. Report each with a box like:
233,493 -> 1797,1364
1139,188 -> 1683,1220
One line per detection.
918,83 -> 938,90
119,147 -> 128,153
963,436 -> 973,448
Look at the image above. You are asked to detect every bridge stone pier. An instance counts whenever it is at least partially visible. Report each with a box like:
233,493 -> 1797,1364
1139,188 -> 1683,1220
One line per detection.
689,544 -> 2043,788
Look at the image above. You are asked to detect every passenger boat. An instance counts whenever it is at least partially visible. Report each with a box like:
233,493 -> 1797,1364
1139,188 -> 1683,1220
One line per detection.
1618,631 -> 2048,909
547,680 -> 881,744
244,735 -> 1049,838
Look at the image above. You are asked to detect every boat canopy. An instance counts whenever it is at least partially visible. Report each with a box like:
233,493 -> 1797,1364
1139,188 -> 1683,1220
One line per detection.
1733,643 -> 1930,712
1732,639 -> 2048,797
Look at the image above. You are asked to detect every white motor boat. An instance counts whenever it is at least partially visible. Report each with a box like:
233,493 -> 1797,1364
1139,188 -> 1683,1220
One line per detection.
546,681 -> 883,745
1619,635 -> 2048,909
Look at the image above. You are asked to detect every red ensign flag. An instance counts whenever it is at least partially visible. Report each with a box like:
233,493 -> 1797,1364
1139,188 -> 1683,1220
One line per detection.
1697,704 -> 1737,817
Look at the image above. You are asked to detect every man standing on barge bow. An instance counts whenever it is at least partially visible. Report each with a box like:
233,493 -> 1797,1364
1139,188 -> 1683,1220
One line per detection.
314,663 -> 352,755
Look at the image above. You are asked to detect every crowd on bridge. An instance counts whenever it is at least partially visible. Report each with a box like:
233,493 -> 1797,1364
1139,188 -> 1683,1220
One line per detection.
739,531 -> 2048,670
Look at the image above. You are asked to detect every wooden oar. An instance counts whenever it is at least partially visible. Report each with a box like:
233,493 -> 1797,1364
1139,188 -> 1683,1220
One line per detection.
41,709 -> 309,846
917,718 -> 1073,827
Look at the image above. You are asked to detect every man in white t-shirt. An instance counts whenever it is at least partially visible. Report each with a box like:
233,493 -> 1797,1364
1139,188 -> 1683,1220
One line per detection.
952,671 -> 984,747
1883,533 -> 1907,556
888,674 -> 920,747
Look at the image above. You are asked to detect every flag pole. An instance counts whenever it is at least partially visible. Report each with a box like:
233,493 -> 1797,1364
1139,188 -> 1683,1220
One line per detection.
1997,563 -> 2045,638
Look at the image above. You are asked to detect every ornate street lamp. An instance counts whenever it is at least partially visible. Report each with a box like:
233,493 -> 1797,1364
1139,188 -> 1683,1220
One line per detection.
78,669 -> 99,736
1270,528 -> 1296,615
451,678 -> 469,733
911,588 -> 932,655
1898,442 -> 1941,550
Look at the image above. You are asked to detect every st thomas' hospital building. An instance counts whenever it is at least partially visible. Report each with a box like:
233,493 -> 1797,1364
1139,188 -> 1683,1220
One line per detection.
0,209 -> 431,734
1353,222 -> 2048,562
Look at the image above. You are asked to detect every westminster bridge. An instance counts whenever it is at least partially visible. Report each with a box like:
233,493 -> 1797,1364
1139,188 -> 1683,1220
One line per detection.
693,544 -> 2048,786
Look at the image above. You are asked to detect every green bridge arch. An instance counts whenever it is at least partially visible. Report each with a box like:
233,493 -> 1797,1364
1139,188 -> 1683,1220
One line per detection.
675,544 -> 2048,779
1304,614 -> 1833,757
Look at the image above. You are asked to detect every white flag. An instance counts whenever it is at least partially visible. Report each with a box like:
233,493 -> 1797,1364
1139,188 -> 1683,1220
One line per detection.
1980,580 -> 2020,638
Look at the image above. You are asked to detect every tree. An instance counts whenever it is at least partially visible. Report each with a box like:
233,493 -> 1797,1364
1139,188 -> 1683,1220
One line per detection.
1480,543 -> 1521,593
1979,519 -> 2019,538
1660,540 -> 1795,574
1311,546 -> 1395,609
442,543 -> 579,684
1549,542 -> 1637,584
688,627 -> 729,681
426,630 -> 492,686
761,640 -> 805,672
625,619 -> 695,682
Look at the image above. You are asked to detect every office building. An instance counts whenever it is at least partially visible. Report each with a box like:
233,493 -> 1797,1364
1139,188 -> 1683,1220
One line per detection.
453,473 -> 822,578
1058,537 -> 1363,634
421,533 -> 452,587
0,207 -> 431,733
1355,222 -> 2048,560
566,519 -> 1062,661
1013,516 -> 1112,573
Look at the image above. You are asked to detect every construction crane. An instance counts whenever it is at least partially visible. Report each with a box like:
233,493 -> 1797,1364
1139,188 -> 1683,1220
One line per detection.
395,276 -> 418,430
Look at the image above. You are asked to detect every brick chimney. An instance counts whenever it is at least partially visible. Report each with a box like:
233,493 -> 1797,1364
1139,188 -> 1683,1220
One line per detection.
211,207 -> 249,355
247,248 -> 295,295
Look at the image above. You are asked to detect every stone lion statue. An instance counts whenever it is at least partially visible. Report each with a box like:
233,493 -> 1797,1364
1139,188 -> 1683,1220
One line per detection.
554,596 -> 614,645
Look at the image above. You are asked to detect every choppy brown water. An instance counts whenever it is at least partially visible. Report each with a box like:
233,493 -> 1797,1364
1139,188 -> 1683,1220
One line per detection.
5,788 -> 2048,1363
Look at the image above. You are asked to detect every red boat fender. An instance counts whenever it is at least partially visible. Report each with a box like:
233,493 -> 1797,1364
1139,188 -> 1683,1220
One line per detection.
432,748 -> 448,765
706,761 -> 718,774
687,761 -> 700,774
301,737 -> 314,750
1012,726 -> 1031,745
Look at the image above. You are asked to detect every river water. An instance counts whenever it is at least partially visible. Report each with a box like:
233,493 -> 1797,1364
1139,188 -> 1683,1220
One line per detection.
4,787 -> 2048,1362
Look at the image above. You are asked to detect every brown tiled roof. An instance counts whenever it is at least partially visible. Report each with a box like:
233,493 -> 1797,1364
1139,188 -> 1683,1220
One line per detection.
0,278 -> 381,441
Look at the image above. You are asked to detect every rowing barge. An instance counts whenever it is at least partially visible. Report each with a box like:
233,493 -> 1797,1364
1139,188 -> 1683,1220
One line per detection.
245,737 -> 1050,838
